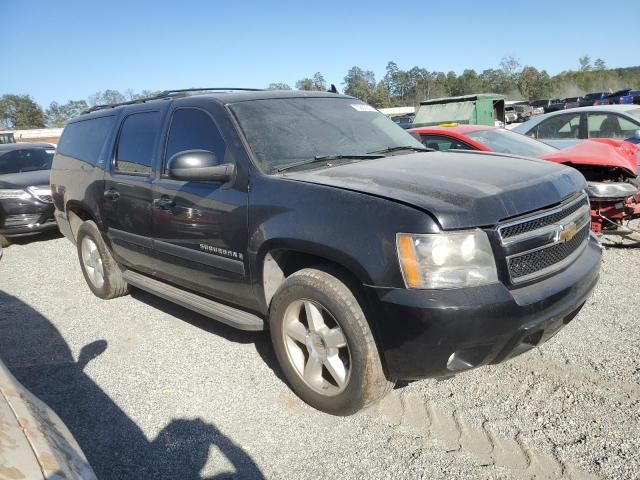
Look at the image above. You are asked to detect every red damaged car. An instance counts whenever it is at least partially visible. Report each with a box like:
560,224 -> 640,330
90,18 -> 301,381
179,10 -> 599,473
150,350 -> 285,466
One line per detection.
410,124 -> 640,240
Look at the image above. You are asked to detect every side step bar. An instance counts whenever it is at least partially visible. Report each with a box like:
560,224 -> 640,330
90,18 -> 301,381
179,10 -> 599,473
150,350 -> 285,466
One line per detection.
122,270 -> 265,331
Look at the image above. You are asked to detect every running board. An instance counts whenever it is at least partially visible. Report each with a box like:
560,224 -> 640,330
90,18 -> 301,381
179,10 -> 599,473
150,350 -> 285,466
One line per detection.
122,270 -> 265,331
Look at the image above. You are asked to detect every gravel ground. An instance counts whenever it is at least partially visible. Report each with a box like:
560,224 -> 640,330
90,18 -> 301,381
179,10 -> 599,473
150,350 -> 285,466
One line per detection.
0,232 -> 639,480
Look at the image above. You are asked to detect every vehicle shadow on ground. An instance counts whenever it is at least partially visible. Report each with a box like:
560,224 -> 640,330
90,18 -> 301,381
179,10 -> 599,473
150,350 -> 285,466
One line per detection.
130,289 -> 287,384
0,290 -> 265,480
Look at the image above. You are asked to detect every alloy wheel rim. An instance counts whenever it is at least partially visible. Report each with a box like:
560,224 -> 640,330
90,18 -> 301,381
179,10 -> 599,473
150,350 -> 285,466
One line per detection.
81,237 -> 105,289
282,299 -> 351,396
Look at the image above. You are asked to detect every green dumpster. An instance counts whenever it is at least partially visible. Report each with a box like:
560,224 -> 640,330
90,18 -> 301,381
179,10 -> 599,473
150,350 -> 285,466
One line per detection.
412,94 -> 506,127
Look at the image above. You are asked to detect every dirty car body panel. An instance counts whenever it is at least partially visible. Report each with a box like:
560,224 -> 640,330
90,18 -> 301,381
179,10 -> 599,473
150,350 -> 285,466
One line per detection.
0,359 -> 96,479
51,90 -> 601,386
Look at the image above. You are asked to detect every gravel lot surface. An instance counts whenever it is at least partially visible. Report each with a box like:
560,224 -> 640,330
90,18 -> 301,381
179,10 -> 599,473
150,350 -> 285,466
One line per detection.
0,233 -> 639,479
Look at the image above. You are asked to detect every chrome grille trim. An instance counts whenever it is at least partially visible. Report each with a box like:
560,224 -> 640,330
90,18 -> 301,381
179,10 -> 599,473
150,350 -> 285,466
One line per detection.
498,193 -> 591,284
507,224 -> 589,284
498,193 -> 588,243
27,185 -> 53,203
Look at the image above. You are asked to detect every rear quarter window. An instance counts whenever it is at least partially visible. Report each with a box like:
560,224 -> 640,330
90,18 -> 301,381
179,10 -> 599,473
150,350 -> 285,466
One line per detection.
57,115 -> 116,165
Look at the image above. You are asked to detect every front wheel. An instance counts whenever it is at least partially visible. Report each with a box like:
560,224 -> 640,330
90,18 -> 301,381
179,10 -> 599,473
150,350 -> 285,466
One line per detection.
269,267 -> 393,415
76,220 -> 129,299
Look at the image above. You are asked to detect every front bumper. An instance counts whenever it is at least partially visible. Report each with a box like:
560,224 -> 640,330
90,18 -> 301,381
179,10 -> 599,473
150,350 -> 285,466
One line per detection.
0,198 -> 56,237
366,234 -> 602,380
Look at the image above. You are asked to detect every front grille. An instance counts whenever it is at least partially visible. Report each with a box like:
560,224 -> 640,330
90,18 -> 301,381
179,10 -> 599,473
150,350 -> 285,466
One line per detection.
507,226 -> 589,280
499,193 -> 591,284
500,196 -> 587,239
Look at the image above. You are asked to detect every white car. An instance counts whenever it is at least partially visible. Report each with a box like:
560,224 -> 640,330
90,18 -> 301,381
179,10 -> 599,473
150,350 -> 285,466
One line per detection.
0,359 -> 96,479
512,105 -> 640,148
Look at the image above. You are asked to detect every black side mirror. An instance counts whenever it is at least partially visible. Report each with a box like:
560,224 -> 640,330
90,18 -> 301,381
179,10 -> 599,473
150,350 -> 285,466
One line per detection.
167,150 -> 235,182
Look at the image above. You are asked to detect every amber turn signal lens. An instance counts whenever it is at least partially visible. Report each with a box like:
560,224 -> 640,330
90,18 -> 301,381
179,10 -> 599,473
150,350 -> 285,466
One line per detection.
397,234 -> 421,288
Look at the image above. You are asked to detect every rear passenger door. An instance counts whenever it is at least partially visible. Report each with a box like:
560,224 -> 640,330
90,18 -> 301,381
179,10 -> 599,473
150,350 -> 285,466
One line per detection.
587,112 -> 640,139
151,103 -> 251,306
103,109 -> 162,273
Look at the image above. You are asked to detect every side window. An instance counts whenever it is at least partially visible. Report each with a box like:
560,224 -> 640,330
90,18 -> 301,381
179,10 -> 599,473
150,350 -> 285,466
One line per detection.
589,113 -> 639,139
534,114 -> 581,139
164,108 -> 226,172
115,111 -> 161,175
420,135 -> 472,151
57,115 -> 116,165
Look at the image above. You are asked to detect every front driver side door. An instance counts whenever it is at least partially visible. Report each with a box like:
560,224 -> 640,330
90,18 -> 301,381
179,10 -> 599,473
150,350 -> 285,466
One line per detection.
531,112 -> 585,149
151,105 -> 251,307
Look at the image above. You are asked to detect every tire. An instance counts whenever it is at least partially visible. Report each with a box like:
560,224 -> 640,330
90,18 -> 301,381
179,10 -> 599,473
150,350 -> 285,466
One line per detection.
269,267 -> 393,415
0,235 -> 11,248
76,220 -> 129,299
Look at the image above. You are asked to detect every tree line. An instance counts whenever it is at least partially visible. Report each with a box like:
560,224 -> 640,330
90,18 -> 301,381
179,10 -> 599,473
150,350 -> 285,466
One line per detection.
2,56 -> 639,129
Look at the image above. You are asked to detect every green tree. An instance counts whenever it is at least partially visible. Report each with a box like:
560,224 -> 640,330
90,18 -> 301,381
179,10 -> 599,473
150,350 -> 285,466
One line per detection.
594,58 -> 606,71
578,55 -> 592,72
369,81 -> 392,108
0,94 -> 46,129
445,71 -> 459,96
295,72 -> 326,91
267,83 -> 292,90
343,66 -> 376,102
518,66 -> 551,100
45,99 -> 88,127
479,68 -> 511,93
457,69 -> 482,94
88,89 -> 127,106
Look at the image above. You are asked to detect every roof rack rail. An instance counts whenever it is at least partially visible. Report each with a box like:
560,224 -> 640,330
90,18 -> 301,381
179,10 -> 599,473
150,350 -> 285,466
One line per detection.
81,88 -> 264,115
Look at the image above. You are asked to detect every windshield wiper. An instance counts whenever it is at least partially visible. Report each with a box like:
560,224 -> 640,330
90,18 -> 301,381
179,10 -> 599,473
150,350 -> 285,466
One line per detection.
367,145 -> 432,154
276,154 -> 384,173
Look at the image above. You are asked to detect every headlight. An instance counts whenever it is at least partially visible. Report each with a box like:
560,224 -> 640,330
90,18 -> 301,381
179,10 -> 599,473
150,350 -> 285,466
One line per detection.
397,230 -> 498,289
0,189 -> 31,200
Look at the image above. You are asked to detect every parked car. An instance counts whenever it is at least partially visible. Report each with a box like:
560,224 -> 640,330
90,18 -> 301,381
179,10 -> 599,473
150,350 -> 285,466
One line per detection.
392,114 -> 415,129
513,105 -> 640,148
604,88 -> 635,105
579,92 -> 609,107
513,104 -> 533,122
546,97 -> 582,113
411,124 -> 640,236
0,132 -> 16,144
505,106 -> 518,124
0,143 -> 57,247
51,89 -> 601,415
529,99 -> 560,114
0,356 -> 96,479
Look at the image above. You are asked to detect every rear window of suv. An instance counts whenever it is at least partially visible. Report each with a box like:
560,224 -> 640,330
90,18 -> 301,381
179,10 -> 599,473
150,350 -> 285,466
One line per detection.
57,115 -> 115,165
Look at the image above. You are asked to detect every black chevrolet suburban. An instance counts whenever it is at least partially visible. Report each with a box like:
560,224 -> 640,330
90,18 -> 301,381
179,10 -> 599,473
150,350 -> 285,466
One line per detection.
51,89 -> 601,415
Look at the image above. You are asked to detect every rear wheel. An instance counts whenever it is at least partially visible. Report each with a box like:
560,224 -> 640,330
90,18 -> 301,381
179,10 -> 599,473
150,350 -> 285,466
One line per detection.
76,221 -> 129,299
269,267 -> 393,415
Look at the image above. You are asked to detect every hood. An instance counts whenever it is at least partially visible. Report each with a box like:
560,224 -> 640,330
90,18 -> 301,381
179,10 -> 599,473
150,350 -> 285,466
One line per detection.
541,139 -> 639,177
283,151 -> 585,230
0,169 -> 50,189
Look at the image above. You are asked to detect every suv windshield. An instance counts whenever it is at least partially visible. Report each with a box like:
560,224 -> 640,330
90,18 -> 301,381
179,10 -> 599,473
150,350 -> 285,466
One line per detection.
466,128 -> 558,157
0,147 -> 55,175
229,97 -> 424,173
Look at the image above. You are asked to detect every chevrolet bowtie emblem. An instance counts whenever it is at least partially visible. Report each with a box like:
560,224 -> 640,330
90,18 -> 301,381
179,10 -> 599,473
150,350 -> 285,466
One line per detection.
558,222 -> 578,243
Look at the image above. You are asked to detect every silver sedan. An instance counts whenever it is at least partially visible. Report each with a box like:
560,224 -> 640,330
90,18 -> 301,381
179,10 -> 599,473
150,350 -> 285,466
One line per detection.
512,104 -> 640,148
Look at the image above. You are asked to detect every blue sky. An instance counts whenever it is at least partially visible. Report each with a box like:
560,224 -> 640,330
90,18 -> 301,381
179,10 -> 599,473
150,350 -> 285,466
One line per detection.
2,0 -> 634,107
